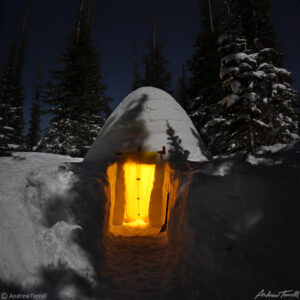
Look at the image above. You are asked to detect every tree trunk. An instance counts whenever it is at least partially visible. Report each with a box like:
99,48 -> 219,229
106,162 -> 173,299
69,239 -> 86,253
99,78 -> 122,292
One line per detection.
208,0 -> 214,33
77,0 -> 85,43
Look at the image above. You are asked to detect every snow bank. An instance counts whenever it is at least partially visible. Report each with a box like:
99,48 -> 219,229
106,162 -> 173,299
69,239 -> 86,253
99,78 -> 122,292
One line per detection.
0,153 -> 107,298
1,142 -> 299,299
168,143 -> 300,298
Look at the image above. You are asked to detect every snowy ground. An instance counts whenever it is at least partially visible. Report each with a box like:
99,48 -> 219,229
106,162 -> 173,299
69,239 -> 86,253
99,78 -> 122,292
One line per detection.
0,152 -> 104,299
0,145 -> 300,299
101,228 -> 180,300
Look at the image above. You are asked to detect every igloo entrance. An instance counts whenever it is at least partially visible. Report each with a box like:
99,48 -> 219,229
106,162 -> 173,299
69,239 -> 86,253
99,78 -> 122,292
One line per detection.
105,153 -> 179,234
122,162 -> 156,226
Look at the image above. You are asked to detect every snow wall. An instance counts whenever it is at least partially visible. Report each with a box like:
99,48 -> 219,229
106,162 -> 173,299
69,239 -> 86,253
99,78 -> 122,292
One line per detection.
75,143 -> 300,299
167,143 -> 300,299
1,143 -> 299,299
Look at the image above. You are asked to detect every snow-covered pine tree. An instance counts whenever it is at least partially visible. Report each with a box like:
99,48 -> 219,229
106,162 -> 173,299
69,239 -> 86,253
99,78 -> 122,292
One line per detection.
216,0 -> 299,155
176,65 -> 190,114
233,0 -> 280,54
141,12 -> 171,92
217,29 -> 263,154
132,40 -> 142,91
0,17 -> 20,153
232,0 -> 299,147
27,61 -> 42,151
38,1 -> 111,157
187,0 -> 224,151
257,49 -> 299,144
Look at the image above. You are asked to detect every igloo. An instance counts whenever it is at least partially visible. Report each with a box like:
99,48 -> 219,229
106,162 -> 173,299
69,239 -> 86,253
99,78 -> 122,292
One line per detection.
84,87 -> 209,233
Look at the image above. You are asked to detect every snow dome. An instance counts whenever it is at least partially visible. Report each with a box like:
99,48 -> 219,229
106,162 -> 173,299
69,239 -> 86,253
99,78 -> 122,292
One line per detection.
84,86 -> 209,166
84,87 -> 209,233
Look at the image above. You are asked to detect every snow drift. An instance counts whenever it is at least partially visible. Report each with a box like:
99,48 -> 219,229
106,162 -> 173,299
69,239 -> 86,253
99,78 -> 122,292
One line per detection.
0,153 -> 107,299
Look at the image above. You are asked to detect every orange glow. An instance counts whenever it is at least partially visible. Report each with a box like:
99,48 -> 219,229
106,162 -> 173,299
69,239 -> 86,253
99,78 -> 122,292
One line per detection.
123,162 -> 156,226
123,219 -> 148,227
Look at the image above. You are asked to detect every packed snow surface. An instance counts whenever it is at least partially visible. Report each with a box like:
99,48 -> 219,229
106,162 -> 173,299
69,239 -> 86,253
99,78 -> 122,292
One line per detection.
1,143 -> 299,299
0,153 -> 94,290
85,87 -> 208,167
101,228 -> 180,299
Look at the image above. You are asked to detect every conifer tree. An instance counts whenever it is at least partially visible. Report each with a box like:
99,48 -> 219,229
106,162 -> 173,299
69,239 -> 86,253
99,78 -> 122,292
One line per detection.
239,0 -> 300,143
233,0 -> 280,55
141,13 -> 171,92
0,1 -> 30,153
27,61 -> 42,151
176,65 -> 190,113
0,17 -> 20,153
217,28 -> 262,153
12,8 -> 31,149
166,121 -> 190,160
187,0 -> 224,148
257,49 -> 299,144
215,0 -> 299,154
38,0 -> 111,157
132,40 -> 142,90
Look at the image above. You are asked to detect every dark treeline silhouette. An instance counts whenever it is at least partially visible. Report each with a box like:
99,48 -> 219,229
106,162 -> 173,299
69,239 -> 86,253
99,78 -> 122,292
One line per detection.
132,12 -> 172,94
27,59 -> 42,151
0,0 -> 299,157
0,0 -> 31,153
37,0 -> 111,157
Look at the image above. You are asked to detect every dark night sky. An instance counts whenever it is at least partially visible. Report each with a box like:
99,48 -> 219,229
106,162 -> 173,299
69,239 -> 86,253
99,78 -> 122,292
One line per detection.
0,0 -> 299,132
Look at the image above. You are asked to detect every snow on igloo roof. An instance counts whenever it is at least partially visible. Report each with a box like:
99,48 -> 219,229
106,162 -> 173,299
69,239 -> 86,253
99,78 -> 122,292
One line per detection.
84,87 -> 209,165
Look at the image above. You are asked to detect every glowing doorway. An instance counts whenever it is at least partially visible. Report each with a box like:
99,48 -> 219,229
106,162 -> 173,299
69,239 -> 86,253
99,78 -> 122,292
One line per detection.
122,162 -> 156,226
